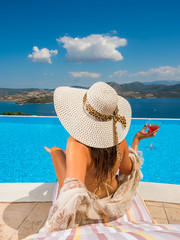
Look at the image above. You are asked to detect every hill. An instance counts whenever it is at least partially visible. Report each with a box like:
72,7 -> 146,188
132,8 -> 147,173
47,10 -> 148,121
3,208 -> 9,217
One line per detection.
0,88 -> 53,104
107,82 -> 180,98
0,81 -> 179,104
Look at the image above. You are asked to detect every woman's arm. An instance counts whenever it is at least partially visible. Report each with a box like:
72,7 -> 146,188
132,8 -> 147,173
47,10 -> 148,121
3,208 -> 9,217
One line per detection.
119,124 -> 159,175
44,137 -> 88,186
131,124 -> 159,151
44,146 -> 67,188
119,140 -> 133,175
65,137 -> 88,183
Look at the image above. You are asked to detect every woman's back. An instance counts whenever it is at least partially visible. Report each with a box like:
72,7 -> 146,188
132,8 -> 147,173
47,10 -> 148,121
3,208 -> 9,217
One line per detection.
66,136 -> 130,198
85,151 -> 119,198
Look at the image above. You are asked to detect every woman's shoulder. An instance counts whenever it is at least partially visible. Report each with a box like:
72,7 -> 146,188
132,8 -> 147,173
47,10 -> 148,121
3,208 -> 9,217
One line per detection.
67,136 -> 84,145
119,138 -> 126,148
67,136 -> 77,143
66,136 -> 91,166
67,136 -> 89,151
118,139 -> 128,156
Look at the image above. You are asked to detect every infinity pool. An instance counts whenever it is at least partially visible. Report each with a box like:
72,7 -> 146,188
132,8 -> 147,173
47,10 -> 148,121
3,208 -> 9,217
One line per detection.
0,116 -> 180,184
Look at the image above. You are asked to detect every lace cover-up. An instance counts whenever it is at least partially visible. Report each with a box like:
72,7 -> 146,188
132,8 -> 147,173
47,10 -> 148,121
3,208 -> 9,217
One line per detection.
39,147 -> 143,233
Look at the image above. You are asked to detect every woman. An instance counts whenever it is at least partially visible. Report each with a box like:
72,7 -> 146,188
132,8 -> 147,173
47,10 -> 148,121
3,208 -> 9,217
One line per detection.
40,81 -> 158,232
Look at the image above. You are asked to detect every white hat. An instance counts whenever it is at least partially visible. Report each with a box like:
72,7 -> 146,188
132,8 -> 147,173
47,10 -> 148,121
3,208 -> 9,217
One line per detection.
54,81 -> 132,148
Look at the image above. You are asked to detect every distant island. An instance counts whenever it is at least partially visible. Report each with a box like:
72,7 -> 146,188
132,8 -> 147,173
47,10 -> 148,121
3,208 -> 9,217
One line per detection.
0,81 -> 180,104
18,95 -> 53,105
2,112 -> 40,116
0,88 -> 53,105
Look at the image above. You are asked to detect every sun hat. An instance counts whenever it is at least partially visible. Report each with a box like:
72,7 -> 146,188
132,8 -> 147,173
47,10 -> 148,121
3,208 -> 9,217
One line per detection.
54,81 -> 132,151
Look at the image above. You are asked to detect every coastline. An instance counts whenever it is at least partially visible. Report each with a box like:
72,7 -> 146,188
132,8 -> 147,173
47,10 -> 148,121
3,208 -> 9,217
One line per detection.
0,97 -> 177,105
0,100 -> 53,105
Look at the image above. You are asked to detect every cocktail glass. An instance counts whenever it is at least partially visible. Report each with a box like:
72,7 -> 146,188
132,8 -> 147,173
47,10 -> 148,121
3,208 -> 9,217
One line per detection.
145,120 -> 161,149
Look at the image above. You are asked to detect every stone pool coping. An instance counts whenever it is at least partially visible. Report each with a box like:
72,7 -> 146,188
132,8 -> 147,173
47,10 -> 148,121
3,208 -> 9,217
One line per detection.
0,182 -> 179,203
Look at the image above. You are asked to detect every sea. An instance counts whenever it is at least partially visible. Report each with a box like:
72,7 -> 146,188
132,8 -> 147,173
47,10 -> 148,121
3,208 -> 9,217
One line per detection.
0,98 -> 180,118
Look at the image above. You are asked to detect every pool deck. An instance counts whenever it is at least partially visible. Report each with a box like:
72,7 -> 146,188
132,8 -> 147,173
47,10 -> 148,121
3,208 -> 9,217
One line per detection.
0,200 -> 180,240
0,182 -> 180,240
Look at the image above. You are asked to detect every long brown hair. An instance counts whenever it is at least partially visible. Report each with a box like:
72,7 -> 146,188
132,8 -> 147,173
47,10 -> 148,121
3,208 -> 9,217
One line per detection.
87,145 -> 118,183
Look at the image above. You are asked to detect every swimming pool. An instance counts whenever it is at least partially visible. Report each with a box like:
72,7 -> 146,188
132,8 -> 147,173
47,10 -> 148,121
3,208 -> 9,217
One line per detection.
0,116 -> 180,184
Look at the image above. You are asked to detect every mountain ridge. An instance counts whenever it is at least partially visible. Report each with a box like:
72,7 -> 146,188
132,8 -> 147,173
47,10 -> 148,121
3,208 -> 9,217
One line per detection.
0,81 -> 179,104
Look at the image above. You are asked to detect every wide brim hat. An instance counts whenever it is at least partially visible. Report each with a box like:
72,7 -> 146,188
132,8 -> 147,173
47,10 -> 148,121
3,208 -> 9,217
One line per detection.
54,81 -> 132,148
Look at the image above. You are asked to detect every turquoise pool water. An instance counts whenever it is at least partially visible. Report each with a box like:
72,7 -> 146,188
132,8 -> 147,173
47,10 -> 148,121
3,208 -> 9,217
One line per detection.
0,116 -> 180,184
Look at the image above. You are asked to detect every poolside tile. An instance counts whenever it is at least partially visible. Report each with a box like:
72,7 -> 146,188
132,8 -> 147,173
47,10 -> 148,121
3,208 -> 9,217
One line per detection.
163,202 -> 180,209
147,206 -> 167,219
153,218 -> 169,224
10,202 -> 37,213
17,202 -> 51,237
0,203 -> 9,214
145,201 -> 163,207
10,231 -> 27,240
165,207 -> 180,224
0,214 -> 18,240
0,209 -> 29,229
0,202 -> 37,215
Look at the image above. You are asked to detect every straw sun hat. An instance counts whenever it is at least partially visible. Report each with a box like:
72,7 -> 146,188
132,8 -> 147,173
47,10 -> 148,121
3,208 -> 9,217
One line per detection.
54,81 -> 132,149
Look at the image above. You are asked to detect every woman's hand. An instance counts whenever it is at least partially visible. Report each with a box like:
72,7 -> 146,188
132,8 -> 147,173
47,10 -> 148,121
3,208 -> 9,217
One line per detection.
44,146 -> 60,154
131,124 -> 159,151
136,124 -> 159,141
44,146 -> 52,154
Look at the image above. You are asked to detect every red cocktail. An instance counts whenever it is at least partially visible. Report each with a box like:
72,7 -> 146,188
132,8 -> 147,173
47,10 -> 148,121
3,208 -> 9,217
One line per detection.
147,124 -> 160,132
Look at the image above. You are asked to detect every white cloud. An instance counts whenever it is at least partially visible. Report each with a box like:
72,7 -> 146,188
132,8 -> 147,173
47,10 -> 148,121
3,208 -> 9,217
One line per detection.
28,46 -> 58,64
108,65 -> 180,83
109,70 -> 128,78
69,71 -> 101,78
131,65 -> 180,79
57,34 -> 127,62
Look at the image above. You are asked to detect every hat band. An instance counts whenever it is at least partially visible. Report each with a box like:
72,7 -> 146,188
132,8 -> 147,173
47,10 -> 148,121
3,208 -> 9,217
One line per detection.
83,92 -> 126,128
83,92 -> 126,167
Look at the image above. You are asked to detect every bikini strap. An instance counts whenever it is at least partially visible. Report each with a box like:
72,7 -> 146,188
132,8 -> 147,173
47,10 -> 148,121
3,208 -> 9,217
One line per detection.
94,181 -> 113,197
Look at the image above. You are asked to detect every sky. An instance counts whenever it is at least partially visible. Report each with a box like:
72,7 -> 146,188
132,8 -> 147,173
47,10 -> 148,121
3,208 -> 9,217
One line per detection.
0,0 -> 180,88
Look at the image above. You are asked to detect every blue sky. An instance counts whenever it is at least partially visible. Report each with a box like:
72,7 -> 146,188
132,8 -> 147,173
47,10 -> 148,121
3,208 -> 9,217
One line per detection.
0,0 -> 180,88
